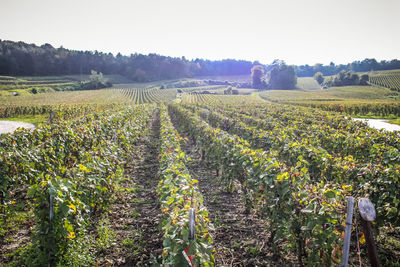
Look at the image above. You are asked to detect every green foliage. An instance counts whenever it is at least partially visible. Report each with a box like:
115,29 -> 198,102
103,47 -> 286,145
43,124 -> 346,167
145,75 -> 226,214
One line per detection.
251,65 -> 265,89
172,102 -> 400,265
314,72 -> 324,85
324,70 -> 368,87
158,106 -> 214,265
1,114 -> 48,126
0,104 -> 154,265
119,88 -> 177,104
267,61 -> 297,89
0,40 -> 255,81
57,233 -> 95,266
369,70 -> 400,91
95,217 -> 116,252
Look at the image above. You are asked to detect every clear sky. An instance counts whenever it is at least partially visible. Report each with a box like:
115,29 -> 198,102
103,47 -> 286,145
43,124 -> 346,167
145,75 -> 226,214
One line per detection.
0,0 -> 399,65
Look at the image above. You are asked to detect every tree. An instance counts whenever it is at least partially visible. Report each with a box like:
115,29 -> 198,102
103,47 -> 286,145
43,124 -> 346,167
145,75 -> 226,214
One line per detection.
251,65 -> 265,89
360,74 -> 369,85
267,62 -> 297,89
323,71 -> 366,87
314,72 -> 324,85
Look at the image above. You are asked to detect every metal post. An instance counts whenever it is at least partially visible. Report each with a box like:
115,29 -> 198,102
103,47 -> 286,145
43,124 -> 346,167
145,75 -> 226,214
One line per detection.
49,195 -> 54,266
341,196 -> 354,267
189,208 -> 195,240
49,195 -> 54,222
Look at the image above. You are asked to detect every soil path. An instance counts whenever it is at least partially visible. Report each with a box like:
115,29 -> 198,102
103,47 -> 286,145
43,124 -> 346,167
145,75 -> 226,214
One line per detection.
174,125 -> 277,266
97,111 -> 163,266
0,121 -> 35,134
353,118 -> 400,132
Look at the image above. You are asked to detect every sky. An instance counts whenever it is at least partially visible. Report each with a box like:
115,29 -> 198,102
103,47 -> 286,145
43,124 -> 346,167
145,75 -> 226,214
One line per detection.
0,0 -> 399,65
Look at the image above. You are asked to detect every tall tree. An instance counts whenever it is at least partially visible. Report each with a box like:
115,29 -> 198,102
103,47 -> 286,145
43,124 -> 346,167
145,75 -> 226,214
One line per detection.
267,61 -> 297,89
251,65 -> 265,89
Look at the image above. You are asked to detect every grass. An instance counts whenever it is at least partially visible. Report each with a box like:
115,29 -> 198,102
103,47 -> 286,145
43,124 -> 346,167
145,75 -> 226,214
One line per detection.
296,77 -> 321,91
389,118 -> 400,125
1,114 -> 48,126
324,86 -> 399,99
0,88 -> 131,106
260,85 -> 399,103
0,74 -> 133,97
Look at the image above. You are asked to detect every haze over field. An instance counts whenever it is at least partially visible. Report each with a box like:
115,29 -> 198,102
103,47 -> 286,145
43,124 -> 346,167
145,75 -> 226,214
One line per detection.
1,0 -> 399,65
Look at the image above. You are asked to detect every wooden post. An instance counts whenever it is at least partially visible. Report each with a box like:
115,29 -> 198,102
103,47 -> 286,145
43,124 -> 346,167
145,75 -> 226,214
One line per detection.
341,197 -> 354,267
49,110 -> 55,124
358,198 -> 380,267
49,195 -> 54,222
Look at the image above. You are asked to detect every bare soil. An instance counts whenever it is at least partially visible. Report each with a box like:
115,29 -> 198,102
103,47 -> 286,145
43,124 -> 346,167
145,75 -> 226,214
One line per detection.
96,111 -> 163,266
173,119 -> 294,266
0,121 -> 35,134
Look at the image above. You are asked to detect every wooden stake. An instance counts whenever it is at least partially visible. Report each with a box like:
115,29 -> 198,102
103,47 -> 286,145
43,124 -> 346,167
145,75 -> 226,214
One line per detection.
358,198 -> 380,267
360,219 -> 380,267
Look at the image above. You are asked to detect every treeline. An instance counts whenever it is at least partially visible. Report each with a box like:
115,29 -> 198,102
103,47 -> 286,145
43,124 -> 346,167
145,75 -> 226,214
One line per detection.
296,58 -> 400,77
0,40 -> 255,82
2,39 -> 400,81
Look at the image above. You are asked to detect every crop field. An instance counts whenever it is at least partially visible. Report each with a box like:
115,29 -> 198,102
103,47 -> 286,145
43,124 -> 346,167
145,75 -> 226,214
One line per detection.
119,88 -> 177,104
1,85 -> 400,266
368,70 -> 400,91
260,85 -> 400,117
179,92 -> 265,104
0,75 -> 131,96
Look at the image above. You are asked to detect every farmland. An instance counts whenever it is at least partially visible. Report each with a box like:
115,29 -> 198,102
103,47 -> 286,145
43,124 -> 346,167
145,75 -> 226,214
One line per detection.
1,82 -> 400,266
260,85 -> 400,118
368,70 -> 400,91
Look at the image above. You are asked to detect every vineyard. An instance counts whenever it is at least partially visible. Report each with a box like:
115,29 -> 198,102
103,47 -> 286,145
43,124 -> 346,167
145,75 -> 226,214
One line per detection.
179,93 -> 265,105
260,86 -> 400,117
368,70 -> 400,91
1,86 -> 400,266
119,88 -> 177,104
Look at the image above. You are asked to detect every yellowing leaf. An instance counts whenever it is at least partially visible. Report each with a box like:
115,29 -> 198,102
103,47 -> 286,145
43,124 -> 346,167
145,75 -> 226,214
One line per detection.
67,231 -> 76,239
79,164 -> 90,173
67,203 -> 77,213
277,172 -> 289,182
359,233 -> 366,244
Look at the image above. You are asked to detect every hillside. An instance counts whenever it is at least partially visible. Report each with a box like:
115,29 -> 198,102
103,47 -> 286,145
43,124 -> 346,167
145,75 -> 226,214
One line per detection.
368,69 -> 400,91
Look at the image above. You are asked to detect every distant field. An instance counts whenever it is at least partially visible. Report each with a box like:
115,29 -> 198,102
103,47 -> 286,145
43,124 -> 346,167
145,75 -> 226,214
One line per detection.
0,74 -> 133,96
260,85 -> 399,102
368,69 -> 400,91
177,85 -> 257,95
260,85 -> 400,117
0,75 -> 74,96
118,88 -> 177,104
0,88 -> 130,106
197,74 -> 250,83
179,92 -> 265,104
19,74 -> 133,84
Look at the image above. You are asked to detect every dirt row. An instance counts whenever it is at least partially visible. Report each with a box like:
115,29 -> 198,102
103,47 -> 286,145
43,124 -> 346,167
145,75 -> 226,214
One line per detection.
1,110 -> 282,266
97,111 -> 163,265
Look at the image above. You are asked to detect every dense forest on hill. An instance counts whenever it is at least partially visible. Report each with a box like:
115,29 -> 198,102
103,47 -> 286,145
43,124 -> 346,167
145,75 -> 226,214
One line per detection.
296,58 -> 400,77
1,39 -> 400,81
0,40 -> 255,82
